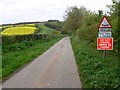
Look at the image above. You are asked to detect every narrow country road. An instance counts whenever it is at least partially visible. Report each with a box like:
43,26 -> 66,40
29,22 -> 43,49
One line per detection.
3,37 -> 82,88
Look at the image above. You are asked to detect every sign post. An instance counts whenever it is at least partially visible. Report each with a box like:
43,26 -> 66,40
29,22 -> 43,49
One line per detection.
97,16 -> 113,58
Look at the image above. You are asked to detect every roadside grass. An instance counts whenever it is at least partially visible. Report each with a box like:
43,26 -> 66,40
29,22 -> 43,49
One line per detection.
70,37 -> 119,88
2,35 -> 63,80
38,24 -> 60,35
0,42 -> 2,82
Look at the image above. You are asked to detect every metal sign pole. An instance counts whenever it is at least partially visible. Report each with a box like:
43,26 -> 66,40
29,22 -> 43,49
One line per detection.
103,50 -> 105,59
103,50 -> 107,59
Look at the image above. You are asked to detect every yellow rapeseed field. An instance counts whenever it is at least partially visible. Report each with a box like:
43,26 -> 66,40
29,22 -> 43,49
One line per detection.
1,27 -> 37,35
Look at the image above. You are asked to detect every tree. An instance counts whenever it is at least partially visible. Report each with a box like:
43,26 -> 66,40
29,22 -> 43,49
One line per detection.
98,10 -> 103,16
106,0 -> 120,63
62,6 -> 85,35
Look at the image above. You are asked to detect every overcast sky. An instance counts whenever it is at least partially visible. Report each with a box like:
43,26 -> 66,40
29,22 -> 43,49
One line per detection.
0,0 -> 113,24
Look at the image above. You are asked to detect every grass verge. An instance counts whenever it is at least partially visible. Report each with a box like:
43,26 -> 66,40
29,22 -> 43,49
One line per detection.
70,37 -> 119,88
2,35 -> 63,80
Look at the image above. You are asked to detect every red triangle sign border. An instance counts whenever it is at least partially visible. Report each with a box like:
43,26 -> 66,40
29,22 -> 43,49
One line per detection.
98,16 -> 112,28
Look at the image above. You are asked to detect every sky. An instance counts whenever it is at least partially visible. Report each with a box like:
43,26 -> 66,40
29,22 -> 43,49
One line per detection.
0,0 -> 113,24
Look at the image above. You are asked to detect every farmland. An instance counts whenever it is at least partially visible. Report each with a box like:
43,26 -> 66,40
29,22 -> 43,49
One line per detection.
1,27 -> 37,35
1,23 -> 60,36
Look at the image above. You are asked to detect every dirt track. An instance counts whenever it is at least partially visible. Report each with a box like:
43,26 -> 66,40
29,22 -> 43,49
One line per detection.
3,37 -> 82,88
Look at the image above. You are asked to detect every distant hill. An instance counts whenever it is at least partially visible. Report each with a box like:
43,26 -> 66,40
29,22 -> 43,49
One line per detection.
1,21 -> 46,26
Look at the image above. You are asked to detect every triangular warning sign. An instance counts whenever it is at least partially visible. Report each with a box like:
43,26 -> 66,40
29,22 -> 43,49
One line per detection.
98,16 -> 112,28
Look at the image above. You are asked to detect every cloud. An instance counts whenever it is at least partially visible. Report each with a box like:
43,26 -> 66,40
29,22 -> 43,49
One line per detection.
0,0 -> 113,24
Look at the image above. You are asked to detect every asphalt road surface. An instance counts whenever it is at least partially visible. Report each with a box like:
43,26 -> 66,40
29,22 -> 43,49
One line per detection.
3,37 -> 82,88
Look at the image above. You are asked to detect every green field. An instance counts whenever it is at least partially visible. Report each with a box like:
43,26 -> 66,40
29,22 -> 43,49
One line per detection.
38,24 -> 60,35
70,37 -> 119,88
2,35 -> 63,80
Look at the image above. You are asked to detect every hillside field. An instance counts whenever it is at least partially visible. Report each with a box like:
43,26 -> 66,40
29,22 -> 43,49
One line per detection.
38,24 -> 60,35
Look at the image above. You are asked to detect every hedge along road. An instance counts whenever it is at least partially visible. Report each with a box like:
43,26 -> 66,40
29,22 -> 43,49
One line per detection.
2,37 -> 82,88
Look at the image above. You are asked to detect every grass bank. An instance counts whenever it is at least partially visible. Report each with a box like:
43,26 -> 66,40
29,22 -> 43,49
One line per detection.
0,42 -> 2,82
70,37 -> 119,88
2,35 -> 63,80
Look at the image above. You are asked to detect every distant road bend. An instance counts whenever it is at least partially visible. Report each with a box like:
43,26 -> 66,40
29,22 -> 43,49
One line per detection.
3,37 -> 82,88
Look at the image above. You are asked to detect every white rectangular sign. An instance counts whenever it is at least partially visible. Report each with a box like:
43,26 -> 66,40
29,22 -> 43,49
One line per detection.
98,32 -> 112,38
99,28 -> 111,32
